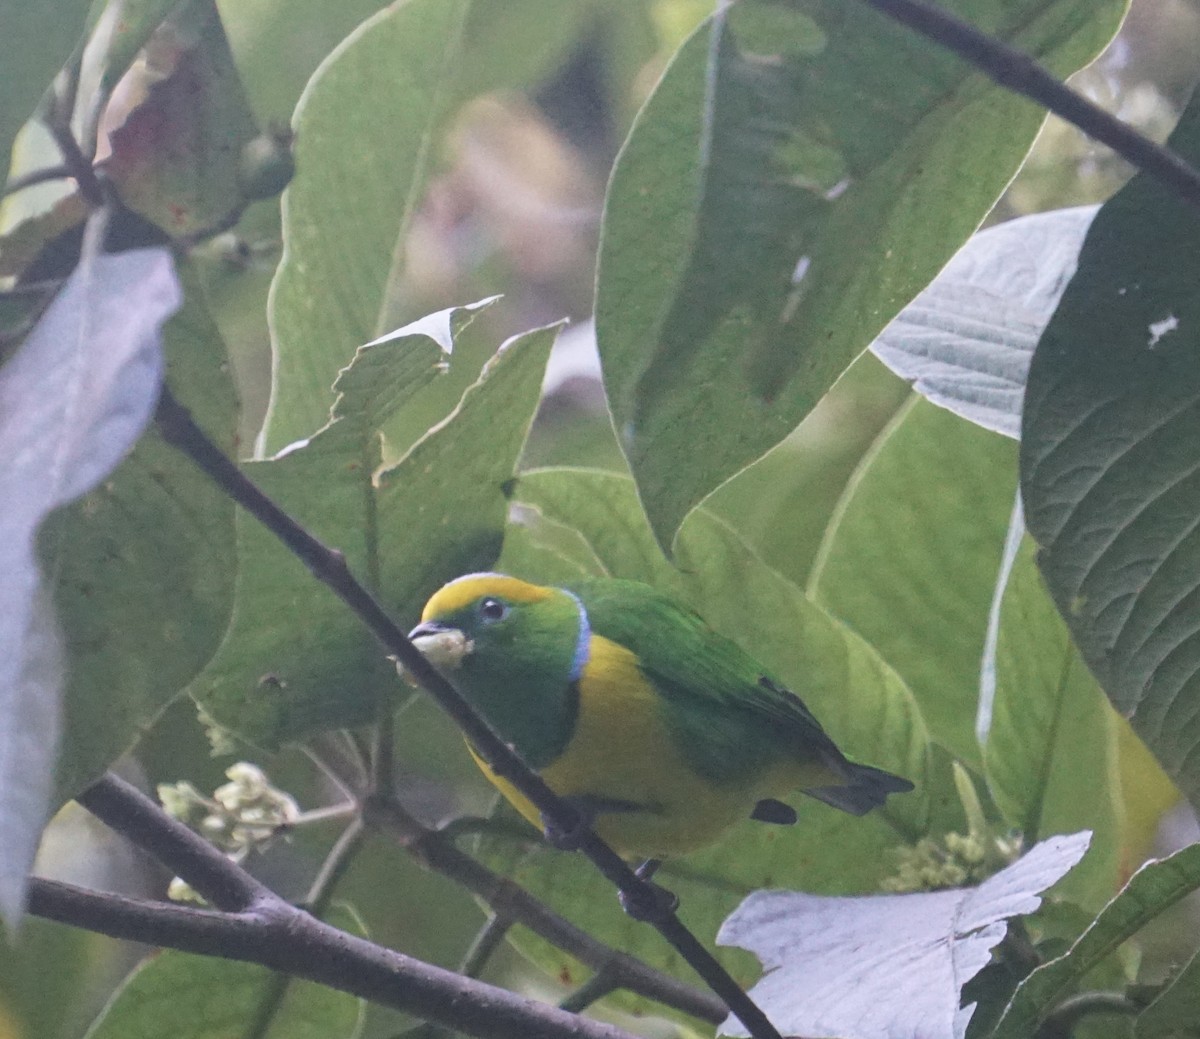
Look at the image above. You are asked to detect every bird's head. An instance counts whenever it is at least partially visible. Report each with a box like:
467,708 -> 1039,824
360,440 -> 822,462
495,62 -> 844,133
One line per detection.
409,572 -> 589,697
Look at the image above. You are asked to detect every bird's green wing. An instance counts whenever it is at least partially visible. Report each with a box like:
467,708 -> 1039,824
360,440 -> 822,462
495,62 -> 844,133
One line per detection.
570,578 -> 847,786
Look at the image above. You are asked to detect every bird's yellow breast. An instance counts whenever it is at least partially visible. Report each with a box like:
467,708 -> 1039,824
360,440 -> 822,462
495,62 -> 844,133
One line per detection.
470,634 -> 790,857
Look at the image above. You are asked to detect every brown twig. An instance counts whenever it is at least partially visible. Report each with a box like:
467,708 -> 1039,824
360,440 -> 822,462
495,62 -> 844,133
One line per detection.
33,774 -> 637,1039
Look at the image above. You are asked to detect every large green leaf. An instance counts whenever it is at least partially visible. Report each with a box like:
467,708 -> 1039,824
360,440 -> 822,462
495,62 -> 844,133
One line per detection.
263,0 -> 599,456
84,905 -> 366,1038
596,0 -> 1127,551
484,466 -> 933,1015
1135,941 -> 1200,1038
194,312 -> 557,746
811,398 -> 1017,767
0,0 -> 92,174
265,0 -> 472,453
984,540 -> 1121,908
50,261 -> 237,806
1019,89 -> 1200,808
993,844 -> 1200,1039
102,0 -> 264,238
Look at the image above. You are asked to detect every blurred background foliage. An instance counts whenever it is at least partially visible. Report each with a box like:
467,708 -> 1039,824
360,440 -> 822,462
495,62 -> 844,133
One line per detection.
2,0 -> 1199,1037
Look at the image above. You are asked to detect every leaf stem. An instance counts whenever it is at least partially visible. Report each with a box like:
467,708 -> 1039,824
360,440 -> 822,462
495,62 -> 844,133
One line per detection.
459,913 -> 515,979
854,0 -> 1200,211
245,817 -> 368,1039
1,165 -> 73,197
1036,990 -> 1139,1038
152,386 -> 776,1039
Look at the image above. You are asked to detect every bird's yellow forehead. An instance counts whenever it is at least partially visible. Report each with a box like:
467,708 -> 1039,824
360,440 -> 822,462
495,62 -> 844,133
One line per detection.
422,573 -> 550,620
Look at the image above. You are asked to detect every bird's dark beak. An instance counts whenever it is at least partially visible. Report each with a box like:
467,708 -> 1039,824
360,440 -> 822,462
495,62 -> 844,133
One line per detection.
408,621 -> 449,640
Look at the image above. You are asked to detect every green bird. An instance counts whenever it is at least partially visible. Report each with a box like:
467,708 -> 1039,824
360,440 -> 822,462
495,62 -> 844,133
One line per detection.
410,573 -> 912,860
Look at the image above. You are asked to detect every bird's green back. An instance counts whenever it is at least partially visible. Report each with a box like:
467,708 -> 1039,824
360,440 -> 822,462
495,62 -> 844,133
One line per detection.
569,578 -> 846,786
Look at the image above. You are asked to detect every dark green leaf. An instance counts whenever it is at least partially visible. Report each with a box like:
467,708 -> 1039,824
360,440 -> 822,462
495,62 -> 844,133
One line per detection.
194,313 -> 557,746
1019,88 -> 1200,808
596,0 -> 1126,551
994,844 -> 1200,1039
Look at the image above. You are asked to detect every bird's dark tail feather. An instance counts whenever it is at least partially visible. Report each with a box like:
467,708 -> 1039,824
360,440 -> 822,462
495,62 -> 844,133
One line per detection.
803,763 -> 914,817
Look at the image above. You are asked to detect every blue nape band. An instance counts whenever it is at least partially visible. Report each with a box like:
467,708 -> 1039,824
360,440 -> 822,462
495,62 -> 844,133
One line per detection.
561,589 -> 591,682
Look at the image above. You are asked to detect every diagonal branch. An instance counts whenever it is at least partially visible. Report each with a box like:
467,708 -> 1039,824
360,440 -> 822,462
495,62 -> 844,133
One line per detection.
854,0 -> 1200,211
153,386 -> 778,1039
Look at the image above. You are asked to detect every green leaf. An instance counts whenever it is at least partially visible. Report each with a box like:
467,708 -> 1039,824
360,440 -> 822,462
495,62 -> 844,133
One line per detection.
984,540 -> 1121,908
264,0 -> 471,453
103,0 -> 263,237
478,466 -> 933,1014
0,0 -> 92,173
1135,943 -> 1200,1038
261,0 -> 633,456
194,312 -> 557,747
994,844 -> 1200,1039
811,398 -> 1018,767
84,904 -> 366,1038
0,247 -> 179,929
717,833 -> 1090,1039
1019,88 -> 1200,808
50,260 -> 238,805
596,0 -> 1126,551
706,351 -> 912,590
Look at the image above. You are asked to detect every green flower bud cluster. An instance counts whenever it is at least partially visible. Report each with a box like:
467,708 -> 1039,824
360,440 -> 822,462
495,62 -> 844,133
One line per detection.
882,763 -> 1021,892
882,829 -> 1022,892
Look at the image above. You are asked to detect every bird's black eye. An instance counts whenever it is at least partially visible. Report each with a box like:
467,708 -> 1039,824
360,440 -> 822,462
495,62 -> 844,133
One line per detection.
479,597 -> 509,623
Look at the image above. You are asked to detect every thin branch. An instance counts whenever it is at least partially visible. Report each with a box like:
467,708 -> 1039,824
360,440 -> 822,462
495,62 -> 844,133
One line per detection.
365,795 -> 725,1025
305,818 -> 367,916
153,386 -> 777,1039
28,878 -> 637,1039
854,0 -> 1200,211
560,968 -> 620,1015
247,817 -> 369,1039
2,164 -> 73,197
43,119 -> 104,207
459,913 -> 515,979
